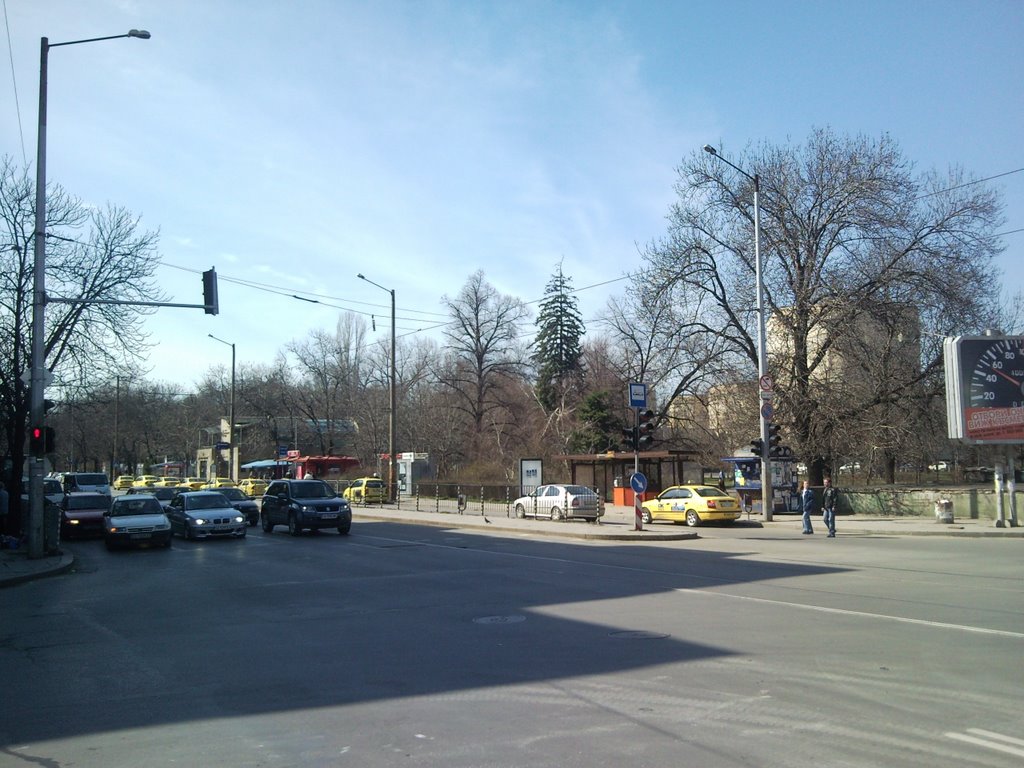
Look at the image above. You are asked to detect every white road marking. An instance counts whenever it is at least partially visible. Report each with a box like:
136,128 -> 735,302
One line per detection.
674,588 -> 1024,639
945,728 -> 1024,758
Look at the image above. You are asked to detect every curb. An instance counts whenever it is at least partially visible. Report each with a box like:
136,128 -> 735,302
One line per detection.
0,550 -> 76,589
352,510 -> 700,541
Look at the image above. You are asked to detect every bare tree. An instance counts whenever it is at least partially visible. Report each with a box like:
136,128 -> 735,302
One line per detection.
0,157 -> 166,508
438,271 -> 530,466
643,129 -> 1005,482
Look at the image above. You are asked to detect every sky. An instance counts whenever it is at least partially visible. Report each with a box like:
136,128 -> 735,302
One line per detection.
2,0 -> 1022,390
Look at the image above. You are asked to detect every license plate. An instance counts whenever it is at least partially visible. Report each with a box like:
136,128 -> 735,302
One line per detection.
130,533 -> 152,540
322,513 -> 338,519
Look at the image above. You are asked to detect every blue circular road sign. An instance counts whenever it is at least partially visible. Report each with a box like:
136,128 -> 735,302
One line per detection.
630,472 -> 648,494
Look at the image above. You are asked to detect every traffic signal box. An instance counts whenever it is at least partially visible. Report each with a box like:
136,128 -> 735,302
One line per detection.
637,409 -> 656,450
202,268 -> 219,315
749,437 -> 764,457
767,423 -> 782,457
29,426 -> 55,457
621,426 -> 637,451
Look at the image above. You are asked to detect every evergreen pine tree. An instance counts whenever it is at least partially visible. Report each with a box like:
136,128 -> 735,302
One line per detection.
532,264 -> 586,411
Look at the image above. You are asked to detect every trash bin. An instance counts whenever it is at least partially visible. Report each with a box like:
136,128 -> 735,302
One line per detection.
934,498 -> 954,524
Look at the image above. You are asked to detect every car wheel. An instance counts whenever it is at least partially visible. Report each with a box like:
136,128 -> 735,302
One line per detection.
337,522 -> 351,536
686,509 -> 701,527
261,513 -> 273,533
550,507 -> 563,521
641,509 -> 653,524
288,514 -> 302,536
183,524 -> 192,540
514,504 -> 526,518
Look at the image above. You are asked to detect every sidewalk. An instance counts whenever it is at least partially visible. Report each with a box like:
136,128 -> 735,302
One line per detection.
0,545 -> 75,588
2,506 -> 1019,588
353,504 -> 1024,539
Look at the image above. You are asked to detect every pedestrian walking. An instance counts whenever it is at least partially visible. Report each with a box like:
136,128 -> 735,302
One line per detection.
801,480 -> 815,534
822,476 -> 838,537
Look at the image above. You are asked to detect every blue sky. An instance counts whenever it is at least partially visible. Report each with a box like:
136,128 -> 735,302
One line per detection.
3,0 -> 1022,387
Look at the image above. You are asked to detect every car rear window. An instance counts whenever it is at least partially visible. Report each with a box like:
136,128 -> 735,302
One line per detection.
565,485 -> 595,495
694,487 -> 729,498
75,474 -> 109,486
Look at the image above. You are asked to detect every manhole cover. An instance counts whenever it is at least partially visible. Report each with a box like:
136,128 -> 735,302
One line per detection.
473,615 -> 526,625
609,630 -> 669,640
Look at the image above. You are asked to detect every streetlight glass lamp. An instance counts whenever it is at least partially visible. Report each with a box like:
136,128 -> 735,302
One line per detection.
703,143 -> 773,521
357,273 -> 397,503
27,28 -> 150,559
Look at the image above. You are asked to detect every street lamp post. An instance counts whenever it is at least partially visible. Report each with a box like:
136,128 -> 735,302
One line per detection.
208,334 -> 236,480
28,29 -> 150,558
703,144 -> 773,521
357,273 -> 397,503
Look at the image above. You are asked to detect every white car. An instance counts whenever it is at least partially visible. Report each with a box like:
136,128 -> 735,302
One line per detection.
104,494 -> 172,550
512,484 -> 602,522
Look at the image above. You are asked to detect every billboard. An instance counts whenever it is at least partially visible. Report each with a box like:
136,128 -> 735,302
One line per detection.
944,335 -> 1024,444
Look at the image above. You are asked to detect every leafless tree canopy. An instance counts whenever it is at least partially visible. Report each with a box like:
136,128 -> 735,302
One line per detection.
641,129 -> 1005,479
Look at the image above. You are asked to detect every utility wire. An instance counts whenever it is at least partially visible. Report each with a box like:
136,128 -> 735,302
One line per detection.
1,0 -> 27,164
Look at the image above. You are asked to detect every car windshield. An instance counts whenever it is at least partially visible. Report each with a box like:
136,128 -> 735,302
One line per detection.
151,488 -> 177,500
111,498 -> 162,516
43,480 -> 62,494
66,495 -> 108,510
76,474 -> 108,486
187,494 -> 231,510
291,481 -> 334,499
216,488 -> 245,500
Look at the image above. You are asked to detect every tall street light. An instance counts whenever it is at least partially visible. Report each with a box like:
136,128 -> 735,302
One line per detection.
357,273 -> 397,503
28,28 -> 150,558
208,334 -> 236,480
703,144 -> 773,521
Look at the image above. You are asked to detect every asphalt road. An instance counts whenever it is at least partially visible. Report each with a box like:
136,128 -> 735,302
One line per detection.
0,521 -> 1021,768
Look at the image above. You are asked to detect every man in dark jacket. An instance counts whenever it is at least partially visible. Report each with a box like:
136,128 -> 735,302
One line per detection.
822,476 -> 839,538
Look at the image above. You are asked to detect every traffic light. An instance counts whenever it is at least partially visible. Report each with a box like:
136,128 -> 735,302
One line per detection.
621,425 -> 637,451
202,267 -> 219,315
767,423 -> 782,457
29,426 -> 56,456
637,409 -> 657,450
29,426 -> 44,457
749,437 -> 764,457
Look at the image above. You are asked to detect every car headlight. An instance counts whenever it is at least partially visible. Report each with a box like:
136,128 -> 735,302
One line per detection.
193,518 -> 206,526
233,515 -> 244,524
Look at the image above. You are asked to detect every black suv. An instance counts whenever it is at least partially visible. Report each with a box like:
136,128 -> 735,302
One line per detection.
261,479 -> 352,536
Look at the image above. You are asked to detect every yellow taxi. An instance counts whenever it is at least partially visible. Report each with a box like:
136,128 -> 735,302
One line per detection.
155,476 -> 184,487
342,477 -> 386,504
113,475 -> 135,490
132,475 -> 160,488
202,477 -> 237,489
640,485 -> 741,527
182,477 -> 208,490
237,478 -> 268,497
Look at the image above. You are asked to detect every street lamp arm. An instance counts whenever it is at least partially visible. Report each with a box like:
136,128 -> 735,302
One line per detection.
48,30 -> 151,48
703,143 -> 757,187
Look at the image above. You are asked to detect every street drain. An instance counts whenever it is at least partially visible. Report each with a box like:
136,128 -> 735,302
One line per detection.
473,615 -> 527,625
609,630 -> 669,640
